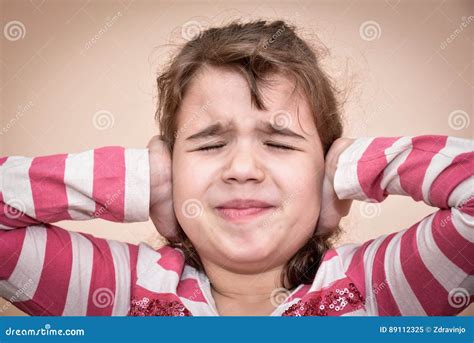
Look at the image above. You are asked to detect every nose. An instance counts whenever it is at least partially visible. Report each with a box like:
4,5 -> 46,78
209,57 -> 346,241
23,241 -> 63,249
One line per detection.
221,143 -> 265,184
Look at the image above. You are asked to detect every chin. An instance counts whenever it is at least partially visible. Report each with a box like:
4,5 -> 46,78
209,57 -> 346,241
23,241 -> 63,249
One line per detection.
218,236 -> 284,266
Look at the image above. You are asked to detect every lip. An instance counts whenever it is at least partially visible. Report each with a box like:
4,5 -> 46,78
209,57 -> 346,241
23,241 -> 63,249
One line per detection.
215,199 -> 275,223
216,199 -> 274,209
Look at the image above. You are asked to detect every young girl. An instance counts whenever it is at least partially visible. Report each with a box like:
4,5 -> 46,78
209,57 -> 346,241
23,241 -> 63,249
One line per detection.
0,20 -> 472,317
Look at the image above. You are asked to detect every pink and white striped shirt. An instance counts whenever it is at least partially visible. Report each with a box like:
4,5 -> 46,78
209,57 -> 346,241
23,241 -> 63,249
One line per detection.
0,135 -> 473,316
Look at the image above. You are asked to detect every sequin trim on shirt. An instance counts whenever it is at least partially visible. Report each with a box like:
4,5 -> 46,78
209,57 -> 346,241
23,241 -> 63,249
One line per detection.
282,282 -> 365,316
128,297 -> 191,316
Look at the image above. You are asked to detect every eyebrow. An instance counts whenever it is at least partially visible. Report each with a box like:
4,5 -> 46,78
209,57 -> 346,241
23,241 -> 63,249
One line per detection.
185,120 -> 307,141
185,122 -> 231,141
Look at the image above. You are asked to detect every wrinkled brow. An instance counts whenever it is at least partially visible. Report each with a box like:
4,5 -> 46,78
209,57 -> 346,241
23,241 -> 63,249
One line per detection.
185,120 -> 306,141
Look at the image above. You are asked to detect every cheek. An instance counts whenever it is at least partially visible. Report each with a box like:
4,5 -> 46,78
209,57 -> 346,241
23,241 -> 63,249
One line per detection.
172,153 -> 214,198
173,158 -> 199,216
278,154 -> 324,199
172,152 -> 215,244
279,158 -> 324,229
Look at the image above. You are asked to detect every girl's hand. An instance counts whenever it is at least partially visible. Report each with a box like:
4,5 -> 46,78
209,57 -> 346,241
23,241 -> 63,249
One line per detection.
147,135 -> 179,242
316,137 -> 355,235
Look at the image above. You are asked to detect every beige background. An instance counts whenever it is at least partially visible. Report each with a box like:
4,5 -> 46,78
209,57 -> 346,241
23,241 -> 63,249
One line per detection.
0,0 -> 472,316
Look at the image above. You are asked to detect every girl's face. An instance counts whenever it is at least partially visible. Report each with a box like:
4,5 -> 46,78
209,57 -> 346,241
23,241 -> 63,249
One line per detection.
172,66 -> 325,274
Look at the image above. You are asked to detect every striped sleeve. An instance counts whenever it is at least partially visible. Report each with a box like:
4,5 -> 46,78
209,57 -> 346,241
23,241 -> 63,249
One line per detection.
334,135 -> 474,316
0,146 -> 150,225
0,146 -> 150,315
0,223 -> 139,316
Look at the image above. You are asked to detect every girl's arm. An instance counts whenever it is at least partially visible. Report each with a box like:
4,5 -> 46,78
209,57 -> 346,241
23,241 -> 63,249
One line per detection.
0,147 -> 149,315
1,146 -> 149,227
333,135 -> 473,316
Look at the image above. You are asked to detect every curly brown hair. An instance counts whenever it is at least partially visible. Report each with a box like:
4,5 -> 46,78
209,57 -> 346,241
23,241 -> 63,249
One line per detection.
155,19 -> 343,290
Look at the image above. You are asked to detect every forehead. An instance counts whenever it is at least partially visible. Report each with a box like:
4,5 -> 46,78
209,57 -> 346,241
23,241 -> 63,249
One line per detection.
176,65 -> 317,136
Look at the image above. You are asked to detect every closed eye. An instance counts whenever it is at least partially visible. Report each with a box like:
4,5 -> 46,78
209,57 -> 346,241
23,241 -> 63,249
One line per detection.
197,142 -> 296,151
197,144 -> 226,151
265,143 -> 296,150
